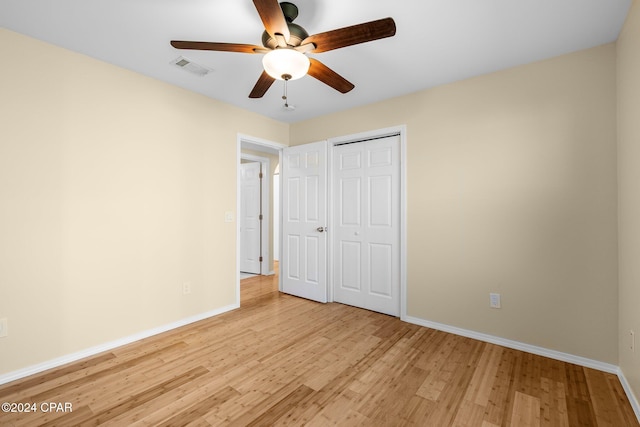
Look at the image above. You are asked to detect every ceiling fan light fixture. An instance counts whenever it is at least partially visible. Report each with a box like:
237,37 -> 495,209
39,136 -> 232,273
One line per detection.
262,48 -> 310,81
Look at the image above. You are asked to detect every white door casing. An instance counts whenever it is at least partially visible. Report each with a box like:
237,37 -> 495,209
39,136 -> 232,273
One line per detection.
240,162 -> 261,274
281,141 -> 328,303
332,135 -> 401,316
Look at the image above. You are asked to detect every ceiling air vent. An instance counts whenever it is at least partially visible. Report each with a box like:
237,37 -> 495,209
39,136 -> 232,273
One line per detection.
170,56 -> 213,76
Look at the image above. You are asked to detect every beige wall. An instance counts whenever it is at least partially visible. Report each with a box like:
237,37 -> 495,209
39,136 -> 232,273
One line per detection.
0,29 -> 288,375
618,0 -> 640,403
291,44 -> 619,364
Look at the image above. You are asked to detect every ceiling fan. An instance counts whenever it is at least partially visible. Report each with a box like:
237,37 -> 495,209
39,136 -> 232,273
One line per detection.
170,0 -> 396,99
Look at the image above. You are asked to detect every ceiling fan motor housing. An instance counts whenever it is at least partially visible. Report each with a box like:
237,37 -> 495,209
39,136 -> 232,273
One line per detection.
261,2 -> 308,48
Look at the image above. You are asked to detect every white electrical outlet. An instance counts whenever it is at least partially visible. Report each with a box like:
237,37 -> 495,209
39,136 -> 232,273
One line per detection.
0,318 -> 8,338
182,282 -> 192,295
224,211 -> 234,222
489,293 -> 501,309
631,330 -> 635,352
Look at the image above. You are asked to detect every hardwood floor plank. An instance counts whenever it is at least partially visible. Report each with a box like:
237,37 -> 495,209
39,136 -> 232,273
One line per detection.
584,367 -> 637,427
421,338 -> 486,426
415,333 -> 461,401
397,395 -> 436,427
244,384 -> 316,426
297,389 -> 359,426
0,271 -> 637,427
565,363 -> 598,427
154,386 -> 239,427
608,374 -> 640,427
84,366 -> 210,426
510,391 -> 541,427
483,347 -> 519,426
452,400 -> 489,427
302,334 -> 381,392
469,344 -> 504,407
539,377 -> 570,427
0,353 -> 116,399
31,342 -> 188,404
221,381 -> 308,426
450,344 -> 504,426
37,405 -> 95,427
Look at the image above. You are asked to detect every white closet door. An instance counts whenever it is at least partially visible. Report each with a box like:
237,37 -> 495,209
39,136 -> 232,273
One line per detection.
333,135 -> 400,316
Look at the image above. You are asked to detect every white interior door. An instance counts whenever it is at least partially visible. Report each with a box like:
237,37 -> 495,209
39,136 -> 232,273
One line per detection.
273,173 -> 279,260
333,135 -> 400,316
240,162 -> 261,274
281,141 -> 328,303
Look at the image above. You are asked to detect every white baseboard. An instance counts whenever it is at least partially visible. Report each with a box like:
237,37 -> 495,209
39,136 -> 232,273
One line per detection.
403,315 -> 640,423
0,303 -> 239,386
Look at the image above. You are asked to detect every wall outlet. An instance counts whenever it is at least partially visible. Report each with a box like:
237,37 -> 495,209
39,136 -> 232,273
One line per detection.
631,330 -> 635,352
489,293 -> 501,309
0,318 -> 8,338
224,211 -> 234,222
182,282 -> 192,295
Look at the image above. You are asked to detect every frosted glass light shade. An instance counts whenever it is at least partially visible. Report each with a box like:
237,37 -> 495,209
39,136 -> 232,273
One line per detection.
262,49 -> 310,81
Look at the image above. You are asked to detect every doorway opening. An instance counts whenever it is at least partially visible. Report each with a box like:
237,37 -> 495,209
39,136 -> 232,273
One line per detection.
237,135 -> 286,304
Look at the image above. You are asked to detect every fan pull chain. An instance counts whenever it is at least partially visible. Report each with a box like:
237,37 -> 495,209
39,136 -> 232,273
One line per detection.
282,74 -> 291,108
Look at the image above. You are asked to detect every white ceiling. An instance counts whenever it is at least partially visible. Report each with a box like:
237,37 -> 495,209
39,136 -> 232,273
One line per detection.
0,0 -> 631,123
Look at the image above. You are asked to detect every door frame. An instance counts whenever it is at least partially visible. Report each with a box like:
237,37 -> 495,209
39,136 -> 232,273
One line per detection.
326,125 -> 408,319
236,134 -> 286,302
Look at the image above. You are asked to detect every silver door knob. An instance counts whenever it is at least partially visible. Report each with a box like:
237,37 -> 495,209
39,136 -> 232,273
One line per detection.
316,226 -> 326,232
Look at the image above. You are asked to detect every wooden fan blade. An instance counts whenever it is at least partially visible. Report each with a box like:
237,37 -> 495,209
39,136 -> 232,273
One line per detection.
249,71 -> 276,98
171,41 -> 263,53
308,58 -> 355,94
301,17 -> 396,53
171,40 -> 264,53
253,0 -> 290,44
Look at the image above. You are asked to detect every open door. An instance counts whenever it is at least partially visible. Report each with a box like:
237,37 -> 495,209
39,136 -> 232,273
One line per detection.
281,141 -> 328,303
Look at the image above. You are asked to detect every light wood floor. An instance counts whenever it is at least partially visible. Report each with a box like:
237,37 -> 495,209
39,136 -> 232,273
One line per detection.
1,272 -> 638,426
